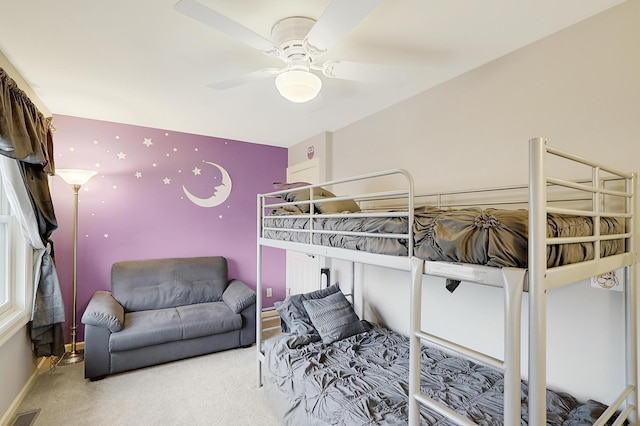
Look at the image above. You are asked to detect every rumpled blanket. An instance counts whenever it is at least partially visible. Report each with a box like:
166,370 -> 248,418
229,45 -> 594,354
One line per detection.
263,325 -> 620,425
263,207 -> 624,268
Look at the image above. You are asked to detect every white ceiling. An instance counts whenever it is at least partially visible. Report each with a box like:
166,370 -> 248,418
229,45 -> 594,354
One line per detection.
0,0 -> 625,148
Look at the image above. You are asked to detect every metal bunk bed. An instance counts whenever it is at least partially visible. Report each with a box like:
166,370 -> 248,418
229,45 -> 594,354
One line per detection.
255,137 -> 637,425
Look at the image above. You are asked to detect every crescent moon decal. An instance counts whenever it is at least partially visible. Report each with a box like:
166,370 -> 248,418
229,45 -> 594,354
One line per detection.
182,162 -> 232,208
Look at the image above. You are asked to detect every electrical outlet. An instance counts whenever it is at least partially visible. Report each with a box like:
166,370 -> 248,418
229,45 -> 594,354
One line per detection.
266,287 -> 273,297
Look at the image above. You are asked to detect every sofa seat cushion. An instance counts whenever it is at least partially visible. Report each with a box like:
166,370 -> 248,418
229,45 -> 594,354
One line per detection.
111,309 -> 183,352
109,302 -> 241,352
177,302 -> 242,339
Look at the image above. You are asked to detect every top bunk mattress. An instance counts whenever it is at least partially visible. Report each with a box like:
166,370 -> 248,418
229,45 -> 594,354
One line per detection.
262,207 -> 624,268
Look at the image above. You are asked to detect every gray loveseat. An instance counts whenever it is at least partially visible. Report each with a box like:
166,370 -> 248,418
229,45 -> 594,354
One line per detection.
81,256 -> 256,380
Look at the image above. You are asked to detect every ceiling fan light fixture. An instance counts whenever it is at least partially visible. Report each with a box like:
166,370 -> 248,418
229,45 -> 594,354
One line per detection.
275,70 -> 322,103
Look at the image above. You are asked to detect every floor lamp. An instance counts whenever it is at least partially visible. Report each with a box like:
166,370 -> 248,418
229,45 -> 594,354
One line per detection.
56,168 -> 97,365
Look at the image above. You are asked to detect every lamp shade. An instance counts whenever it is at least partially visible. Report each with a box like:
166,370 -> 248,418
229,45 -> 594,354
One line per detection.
275,70 -> 322,103
56,169 -> 97,186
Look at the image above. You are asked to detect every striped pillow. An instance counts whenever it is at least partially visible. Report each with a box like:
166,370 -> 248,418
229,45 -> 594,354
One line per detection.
302,291 -> 366,344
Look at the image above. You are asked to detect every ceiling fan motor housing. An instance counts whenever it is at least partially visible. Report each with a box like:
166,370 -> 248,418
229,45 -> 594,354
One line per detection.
271,16 -> 317,69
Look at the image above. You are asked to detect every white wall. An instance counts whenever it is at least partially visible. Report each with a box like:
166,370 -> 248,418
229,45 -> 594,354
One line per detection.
0,329 -> 38,425
288,131 -> 332,182
0,50 -> 51,117
316,0 -> 638,405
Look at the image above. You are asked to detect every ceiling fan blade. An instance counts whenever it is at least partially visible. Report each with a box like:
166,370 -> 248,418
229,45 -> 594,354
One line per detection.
174,0 -> 279,56
304,0 -> 383,55
321,60 -> 409,84
207,68 -> 281,90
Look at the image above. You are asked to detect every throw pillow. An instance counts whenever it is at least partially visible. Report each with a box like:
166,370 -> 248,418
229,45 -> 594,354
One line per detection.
272,182 -> 360,214
302,291 -> 366,344
274,283 -> 340,334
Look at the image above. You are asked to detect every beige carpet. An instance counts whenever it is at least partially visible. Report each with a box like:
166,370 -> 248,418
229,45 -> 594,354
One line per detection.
13,346 -> 281,426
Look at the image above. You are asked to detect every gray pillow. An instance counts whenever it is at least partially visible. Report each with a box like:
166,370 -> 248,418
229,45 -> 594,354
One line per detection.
269,205 -> 304,216
273,182 -> 360,214
292,187 -> 360,214
302,291 -> 366,344
274,283 -> 340,335
312,189 -> 361,214
272,181 -> 311,191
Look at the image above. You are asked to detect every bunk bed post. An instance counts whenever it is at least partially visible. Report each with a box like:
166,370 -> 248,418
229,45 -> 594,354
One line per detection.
408,257 -> 424,426
528,137 -> 548,425
625,172 -> 638,424
625,261 -> 638,424
256,193 -> 264,388
502,268 -> 526,426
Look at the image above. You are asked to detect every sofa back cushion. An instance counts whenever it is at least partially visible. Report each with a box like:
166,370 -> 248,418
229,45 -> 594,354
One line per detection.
111,257 -> 229,312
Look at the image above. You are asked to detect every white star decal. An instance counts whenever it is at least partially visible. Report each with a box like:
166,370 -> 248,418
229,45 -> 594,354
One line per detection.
163,177 -> 171,185
115,135 -> 120,140
192,167 -> 201,175
134,172 -> 142,178
143,138 -> 153,147
104,234 -> 109,238
117,152 -> 126,160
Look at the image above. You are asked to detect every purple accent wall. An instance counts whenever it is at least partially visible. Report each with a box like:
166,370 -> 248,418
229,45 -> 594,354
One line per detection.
50,115 -> 287,343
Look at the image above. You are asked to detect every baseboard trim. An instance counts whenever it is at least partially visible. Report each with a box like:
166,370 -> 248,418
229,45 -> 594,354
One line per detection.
1,341 -> 86,426
0,356 -> 49,426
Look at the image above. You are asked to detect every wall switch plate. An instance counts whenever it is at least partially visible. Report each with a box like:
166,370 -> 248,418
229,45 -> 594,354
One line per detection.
266,287 -> 273,297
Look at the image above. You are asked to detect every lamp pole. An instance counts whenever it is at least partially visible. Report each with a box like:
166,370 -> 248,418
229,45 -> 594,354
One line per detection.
62,184 -> 82,363
56,169 -> 96,366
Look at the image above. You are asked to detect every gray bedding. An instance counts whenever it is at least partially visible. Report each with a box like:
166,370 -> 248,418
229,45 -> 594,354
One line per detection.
263,325 -> 617,425
263,207 -> 624,268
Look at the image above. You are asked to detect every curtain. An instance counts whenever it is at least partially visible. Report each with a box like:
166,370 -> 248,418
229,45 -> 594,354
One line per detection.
0,67 -> 65,357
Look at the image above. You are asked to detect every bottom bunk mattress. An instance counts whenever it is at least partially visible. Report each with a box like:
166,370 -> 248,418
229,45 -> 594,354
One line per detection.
263,325 -> 617,425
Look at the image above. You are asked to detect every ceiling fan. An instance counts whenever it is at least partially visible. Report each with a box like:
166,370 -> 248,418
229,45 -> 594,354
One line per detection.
174,0 -> 408,103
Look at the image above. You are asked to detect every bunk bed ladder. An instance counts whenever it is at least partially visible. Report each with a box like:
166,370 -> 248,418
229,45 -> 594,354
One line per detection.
408,258 -> 423,426
408,257 -> 526,426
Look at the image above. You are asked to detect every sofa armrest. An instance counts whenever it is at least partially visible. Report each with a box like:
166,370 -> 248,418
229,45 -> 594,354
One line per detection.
222,279 -> 256,314
81,290 -> 125,332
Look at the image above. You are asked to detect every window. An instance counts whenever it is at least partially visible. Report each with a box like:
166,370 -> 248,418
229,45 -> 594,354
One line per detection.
0,171 -> 33,347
